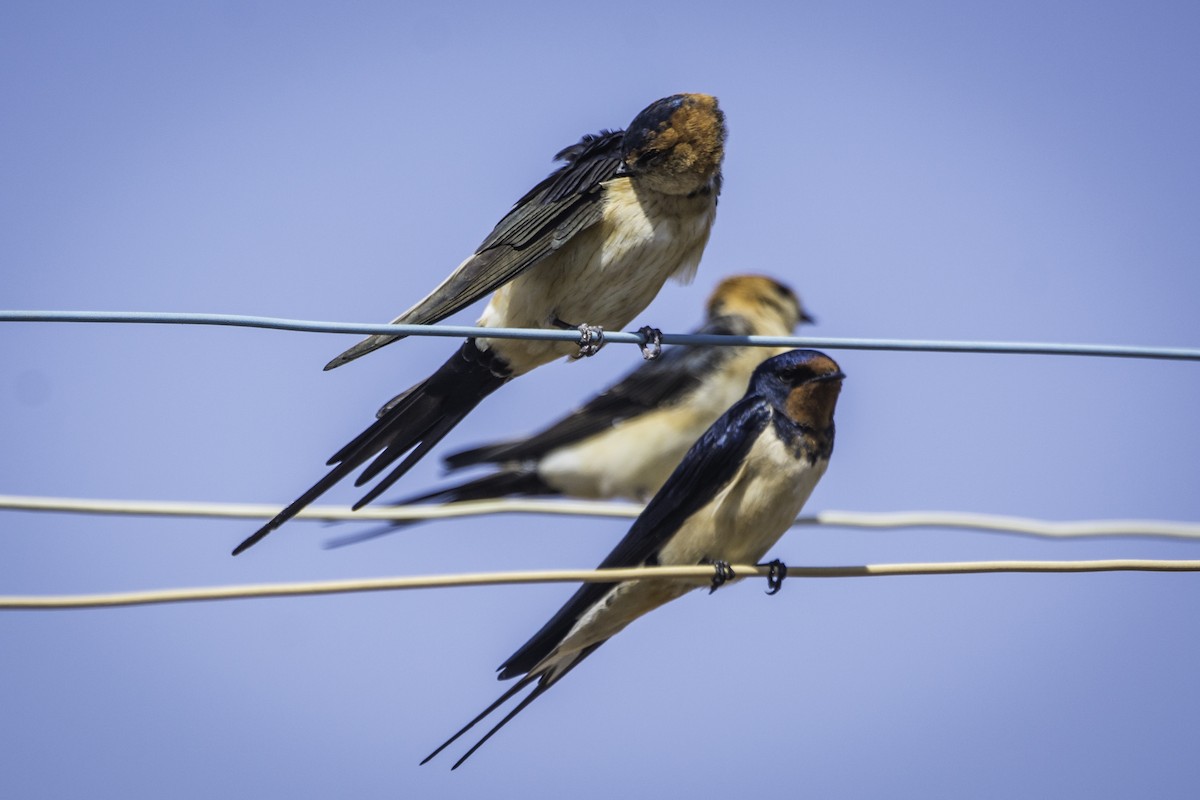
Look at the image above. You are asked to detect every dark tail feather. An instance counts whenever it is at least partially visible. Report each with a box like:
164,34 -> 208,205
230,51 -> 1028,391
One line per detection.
321,468 -> 559,549
403,467 -> 558,506
422,642 -> 604,769
450,681 -> 553,770
348,427 -> 450,508
420,675 -> 535,766
232,340 -> 510,556
322,523 -> 414,550
231,458 -> 371,555
442,440 -> 524,472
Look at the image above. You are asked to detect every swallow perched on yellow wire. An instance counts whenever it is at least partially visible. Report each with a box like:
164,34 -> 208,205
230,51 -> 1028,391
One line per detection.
324,275 -> 814,548
421,348 -> 844,768
233,93 -> 727,555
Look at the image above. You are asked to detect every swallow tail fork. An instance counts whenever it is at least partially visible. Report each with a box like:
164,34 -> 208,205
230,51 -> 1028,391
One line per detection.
232,340 -> 510,554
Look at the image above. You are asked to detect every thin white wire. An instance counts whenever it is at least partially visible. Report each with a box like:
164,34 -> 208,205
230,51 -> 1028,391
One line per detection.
4,560 -> 1199,610
2,310 -> 1198,360
809,510 -> 1200,540
3,495 -> 1199,540
0,494 -> 641,521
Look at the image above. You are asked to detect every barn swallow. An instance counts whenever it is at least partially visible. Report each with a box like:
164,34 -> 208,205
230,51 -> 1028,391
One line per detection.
421,349 -> 844,768
325,275 -> 815,548
233,93 -> 726,555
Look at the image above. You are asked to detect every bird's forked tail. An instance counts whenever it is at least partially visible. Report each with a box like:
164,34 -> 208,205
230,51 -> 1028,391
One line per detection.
232,339 -> 511,555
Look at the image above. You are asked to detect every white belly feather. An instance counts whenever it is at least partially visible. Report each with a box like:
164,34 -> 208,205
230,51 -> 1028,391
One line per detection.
477,179 -> 717,374
656,429 -> 827,568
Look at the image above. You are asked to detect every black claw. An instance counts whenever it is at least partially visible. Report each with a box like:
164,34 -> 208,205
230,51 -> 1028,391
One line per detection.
637,325 -> 663,360
708,559 -> 735,594
759,558 -> 787,595
576,323 -> 605,357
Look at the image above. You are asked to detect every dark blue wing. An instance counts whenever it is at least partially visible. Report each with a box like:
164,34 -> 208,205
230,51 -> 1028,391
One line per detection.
325,130 -> 626,369
497,394 -> 771,678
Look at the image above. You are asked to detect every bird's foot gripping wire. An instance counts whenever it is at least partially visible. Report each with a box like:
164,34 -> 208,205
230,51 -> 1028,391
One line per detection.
708,560 -> 735,594
758,558 -> 787,595
636,326 -> 663,360
575,323 -> 605,357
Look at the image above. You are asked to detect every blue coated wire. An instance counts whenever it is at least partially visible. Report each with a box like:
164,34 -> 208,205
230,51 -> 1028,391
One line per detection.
2,310 -> 1199,362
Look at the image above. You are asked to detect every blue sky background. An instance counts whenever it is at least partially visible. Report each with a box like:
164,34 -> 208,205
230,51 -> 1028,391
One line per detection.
3,2 -> 1199,796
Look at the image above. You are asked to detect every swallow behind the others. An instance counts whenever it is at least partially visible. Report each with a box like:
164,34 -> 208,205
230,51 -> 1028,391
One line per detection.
233,93 -> 727,555
325,275 -> 814,548
421,348 -> 845,768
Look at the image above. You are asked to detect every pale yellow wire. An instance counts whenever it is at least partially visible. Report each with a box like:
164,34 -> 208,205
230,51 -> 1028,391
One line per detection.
3,495 -> 1199,539
3,560 -> 1200,610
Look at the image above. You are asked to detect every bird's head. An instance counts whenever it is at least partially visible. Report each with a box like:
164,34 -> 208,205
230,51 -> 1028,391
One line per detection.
706,275 -> 815,334
621,93 -> 726,196
754,349 -> 844,430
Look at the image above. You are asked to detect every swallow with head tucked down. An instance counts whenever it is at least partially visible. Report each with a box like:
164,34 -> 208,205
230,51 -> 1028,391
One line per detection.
421,348 -> 844,769
324,275 -> 814,548
233,93 -> 726,555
